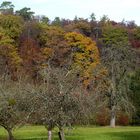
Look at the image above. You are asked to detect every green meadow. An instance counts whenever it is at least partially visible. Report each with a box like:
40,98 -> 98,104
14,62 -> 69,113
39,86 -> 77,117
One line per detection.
0,126 -> 140,140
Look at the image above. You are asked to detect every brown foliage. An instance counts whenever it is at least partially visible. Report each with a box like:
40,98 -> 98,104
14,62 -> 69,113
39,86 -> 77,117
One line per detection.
19,38 -> 44,79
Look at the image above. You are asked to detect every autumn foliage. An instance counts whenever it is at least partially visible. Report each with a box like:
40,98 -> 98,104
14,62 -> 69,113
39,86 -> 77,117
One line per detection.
0,3 -> 139,129
65,32 -> 100,88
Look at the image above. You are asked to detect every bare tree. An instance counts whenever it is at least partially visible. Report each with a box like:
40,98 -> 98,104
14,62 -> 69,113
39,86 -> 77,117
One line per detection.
0,79 -> 23,140
35,66 -> 83,140
0,74 -> 39,140
101,45 -> 137,127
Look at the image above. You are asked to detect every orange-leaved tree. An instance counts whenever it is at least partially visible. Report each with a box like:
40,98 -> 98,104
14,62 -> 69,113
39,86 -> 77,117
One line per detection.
65,32 -> 100,89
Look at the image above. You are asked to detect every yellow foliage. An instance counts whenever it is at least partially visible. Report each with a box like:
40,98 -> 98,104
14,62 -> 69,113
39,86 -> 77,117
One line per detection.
65,32 -> 100,87
0,28 -> 22,68
39,25 -> 65,47
41,47 -> 54,59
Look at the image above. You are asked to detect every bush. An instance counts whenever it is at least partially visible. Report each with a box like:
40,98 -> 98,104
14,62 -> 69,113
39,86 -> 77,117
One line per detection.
96,108 -> 109,126
117,112 -> 129,126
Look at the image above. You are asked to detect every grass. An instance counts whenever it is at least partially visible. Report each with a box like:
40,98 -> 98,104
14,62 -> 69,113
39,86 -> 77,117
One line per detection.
0,126 -> 140,140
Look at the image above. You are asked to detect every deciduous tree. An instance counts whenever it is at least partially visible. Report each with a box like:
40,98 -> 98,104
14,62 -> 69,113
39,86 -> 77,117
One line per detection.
101,25 -> 136,127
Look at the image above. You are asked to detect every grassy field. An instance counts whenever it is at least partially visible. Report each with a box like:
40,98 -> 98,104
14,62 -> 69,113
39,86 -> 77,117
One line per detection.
0,126 -> 140,140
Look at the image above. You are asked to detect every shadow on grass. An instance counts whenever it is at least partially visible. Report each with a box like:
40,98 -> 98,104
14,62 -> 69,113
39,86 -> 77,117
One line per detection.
104,131 -> 140,140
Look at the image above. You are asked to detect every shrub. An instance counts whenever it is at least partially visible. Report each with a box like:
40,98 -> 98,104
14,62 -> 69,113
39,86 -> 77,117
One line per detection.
96,108 -> 109,126
117,112 -> 129,126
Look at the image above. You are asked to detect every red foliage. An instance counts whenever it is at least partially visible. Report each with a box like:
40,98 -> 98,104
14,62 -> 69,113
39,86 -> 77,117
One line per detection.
117,113 -> 129,126
96,108 -> 109,126
130,40 -> 140,48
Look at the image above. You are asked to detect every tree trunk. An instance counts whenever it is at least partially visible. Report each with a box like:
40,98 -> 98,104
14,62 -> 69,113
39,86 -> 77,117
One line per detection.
7,129 -> 14,140
110,105 -> 116,128
110,77 -> 116,128
58,127 -> 65,140
48,129 -> 52,140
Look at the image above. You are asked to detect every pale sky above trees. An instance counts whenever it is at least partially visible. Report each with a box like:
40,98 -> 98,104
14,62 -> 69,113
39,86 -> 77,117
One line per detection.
5,0 -> 140,24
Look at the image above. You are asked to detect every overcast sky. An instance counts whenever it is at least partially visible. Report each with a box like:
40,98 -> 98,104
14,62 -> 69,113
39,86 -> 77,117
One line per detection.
4,0 -> 140,25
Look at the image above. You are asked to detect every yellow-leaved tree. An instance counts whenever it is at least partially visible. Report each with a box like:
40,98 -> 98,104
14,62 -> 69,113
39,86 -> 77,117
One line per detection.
0,27 -> 22,79
65,32 -> 100,88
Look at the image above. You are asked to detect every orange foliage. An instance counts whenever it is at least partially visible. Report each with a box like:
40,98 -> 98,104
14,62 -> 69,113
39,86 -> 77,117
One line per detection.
65,32 -> 100,88
39,26 -> 70,67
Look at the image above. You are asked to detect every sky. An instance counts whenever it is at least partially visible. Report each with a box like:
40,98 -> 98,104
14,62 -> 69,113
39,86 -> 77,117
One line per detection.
2,0 -> 140,25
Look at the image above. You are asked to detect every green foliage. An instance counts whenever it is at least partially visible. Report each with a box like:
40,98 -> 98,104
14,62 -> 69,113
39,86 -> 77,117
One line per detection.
0,15 -> 23,42
102,25 -> 129,48
0,27 -> 14,45
64,19 -> 91,36
16,7 -> 35,21
133,27 -> 140,40
0,27 -> 22,68
41,16 -> 50,24
99,15 -> 110,27
101,23 -> 137,127
130,70 -> 140,93
52,17 -> 61,26
0,1 -> 14,15
129,69 -> 140,125
90,13 -> 96,21
39,25 -> 65,48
